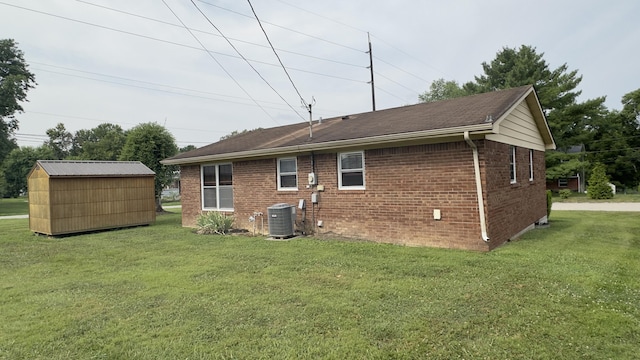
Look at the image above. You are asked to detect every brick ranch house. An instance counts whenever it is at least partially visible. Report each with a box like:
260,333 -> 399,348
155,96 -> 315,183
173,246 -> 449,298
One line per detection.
162,85 -> 555,251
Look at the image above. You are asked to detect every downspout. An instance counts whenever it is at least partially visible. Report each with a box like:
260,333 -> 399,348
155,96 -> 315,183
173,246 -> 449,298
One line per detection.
464,131 -> 490,242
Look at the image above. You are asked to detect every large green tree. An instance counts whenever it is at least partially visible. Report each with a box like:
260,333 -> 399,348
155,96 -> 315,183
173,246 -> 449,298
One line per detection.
0,145 -> 55,197
44,123 -> 73,160
0,39 -> 36,163
71,123 -> 126,160
119,122 -> 178,212
418,78 -> 467,103
219,128 -> 263,141
179,144 -> 197,153
462,45 -> 583,113
620,88 -> 640,123
422,45 -> 604,181
586,89 -> 640,188
463,45 -> 597,149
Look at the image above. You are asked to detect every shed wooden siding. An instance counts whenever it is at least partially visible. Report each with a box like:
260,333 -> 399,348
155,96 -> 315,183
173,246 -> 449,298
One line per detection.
28,166 -> 51,234
28,162 -> 156,236
486,100 -> 546,151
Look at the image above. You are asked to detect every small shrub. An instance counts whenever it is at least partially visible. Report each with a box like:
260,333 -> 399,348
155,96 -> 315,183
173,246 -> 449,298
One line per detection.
546,190 -> 553,218
587,163 -> 613,200
196,211 -> 234,235
559,189 -> 572,199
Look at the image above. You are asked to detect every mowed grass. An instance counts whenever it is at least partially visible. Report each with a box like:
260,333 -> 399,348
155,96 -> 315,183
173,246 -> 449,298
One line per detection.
554,192 -> 640,203
0,198 -> 179,216
0,197 -> 29,216
1,211 -> 639,359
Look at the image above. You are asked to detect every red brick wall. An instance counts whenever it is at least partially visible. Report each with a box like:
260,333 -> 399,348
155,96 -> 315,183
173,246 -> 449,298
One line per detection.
179,165 -> 201,227
483,141 -> 547,250
308,143 -> 487,250
179,140 -> 547,251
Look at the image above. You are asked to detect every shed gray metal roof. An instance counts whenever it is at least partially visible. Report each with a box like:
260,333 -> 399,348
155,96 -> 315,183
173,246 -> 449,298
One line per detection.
36,160 -> 155,177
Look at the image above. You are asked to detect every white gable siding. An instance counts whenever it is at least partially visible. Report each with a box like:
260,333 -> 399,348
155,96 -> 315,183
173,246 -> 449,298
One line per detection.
486,100 -> 546,151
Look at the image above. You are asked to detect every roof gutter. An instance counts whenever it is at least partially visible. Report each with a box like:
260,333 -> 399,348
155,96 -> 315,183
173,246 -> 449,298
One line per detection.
162,123 -> 493,165
464,131 -> 490,243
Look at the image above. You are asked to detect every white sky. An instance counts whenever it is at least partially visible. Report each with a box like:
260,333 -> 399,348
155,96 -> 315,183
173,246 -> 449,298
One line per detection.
2,0 -> 639,148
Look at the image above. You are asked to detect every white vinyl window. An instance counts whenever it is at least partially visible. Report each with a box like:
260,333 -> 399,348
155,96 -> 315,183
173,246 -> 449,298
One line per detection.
277,157 -> 298,190
338,151 -> 365,190
529,149 -> 534,181
509,145 -> 517,184
201,163 -> 233,211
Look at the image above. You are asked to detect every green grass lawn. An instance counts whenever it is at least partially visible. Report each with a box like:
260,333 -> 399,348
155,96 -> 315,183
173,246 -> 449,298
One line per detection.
160,200 -> 181,207
554,192 -> 640,203
0,198 -> 180,216
0,197 -> 29,216
1,211 -> 639,359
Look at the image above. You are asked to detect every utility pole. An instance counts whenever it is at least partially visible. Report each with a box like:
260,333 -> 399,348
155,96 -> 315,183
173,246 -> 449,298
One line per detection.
304,97 -> 316,138
367,32 -> 376,111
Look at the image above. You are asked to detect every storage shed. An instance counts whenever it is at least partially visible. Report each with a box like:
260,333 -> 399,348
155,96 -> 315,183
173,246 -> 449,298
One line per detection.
28,160 -> 156,236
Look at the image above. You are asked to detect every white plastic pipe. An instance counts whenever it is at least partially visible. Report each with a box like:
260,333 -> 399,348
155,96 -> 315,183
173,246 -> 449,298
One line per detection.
464,131 -> 490,242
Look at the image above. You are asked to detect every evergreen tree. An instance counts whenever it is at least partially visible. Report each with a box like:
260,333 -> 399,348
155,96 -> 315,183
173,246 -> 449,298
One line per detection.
585,91 -> 640,189
587,162 -> 613,199
463,45 -> 599,179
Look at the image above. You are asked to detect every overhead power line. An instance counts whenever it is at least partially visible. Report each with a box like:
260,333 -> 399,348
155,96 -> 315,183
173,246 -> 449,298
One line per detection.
374,86 -> 409,103
374,72 -> 422,95
274,0 -> 368,34
0,2 -> 365,84
271,1 -> 440,85
161,0 -> 285,126
196,0 -> 365,53
30,62 -> 350,117
17,110 -> 232,135
373,57 -> 431,84
74,0 -> 364,69
246,0 -> 307,108
31,61 -> 287,106
189,0 -> 306,122
5,1 -> 427,104
369,34 -> 449,78
32,67 -> 295,112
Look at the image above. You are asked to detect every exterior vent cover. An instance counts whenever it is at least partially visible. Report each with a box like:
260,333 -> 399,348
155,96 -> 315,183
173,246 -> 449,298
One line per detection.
267,203 -> 295,237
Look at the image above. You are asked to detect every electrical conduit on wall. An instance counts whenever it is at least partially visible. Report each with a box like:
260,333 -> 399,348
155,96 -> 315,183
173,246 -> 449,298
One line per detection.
464,131 -> 490,242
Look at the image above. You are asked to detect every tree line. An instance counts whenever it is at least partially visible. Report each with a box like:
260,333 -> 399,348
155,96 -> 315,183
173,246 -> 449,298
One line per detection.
419,45 -> 640,190
3,38 -> 639,202
0,121 -> 196,211
0,39 -> 198,209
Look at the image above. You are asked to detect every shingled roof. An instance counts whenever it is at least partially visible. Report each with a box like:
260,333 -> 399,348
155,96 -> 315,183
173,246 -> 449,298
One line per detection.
163,85 -> 553,165
35,160 -> 155,177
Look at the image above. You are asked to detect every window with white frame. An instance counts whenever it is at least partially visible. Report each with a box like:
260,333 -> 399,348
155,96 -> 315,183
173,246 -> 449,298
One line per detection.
558,178 -> 568,187
509,145 -> 516,183
201,163 -> 233,210
528,149 -> 534,181
338,151 -> 365,189
277,157 -> 298,190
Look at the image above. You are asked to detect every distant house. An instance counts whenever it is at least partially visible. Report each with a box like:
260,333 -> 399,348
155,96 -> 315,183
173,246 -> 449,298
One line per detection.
546,145 -> 585,192
162,85 -> 555,251
28,160 -> 156,236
